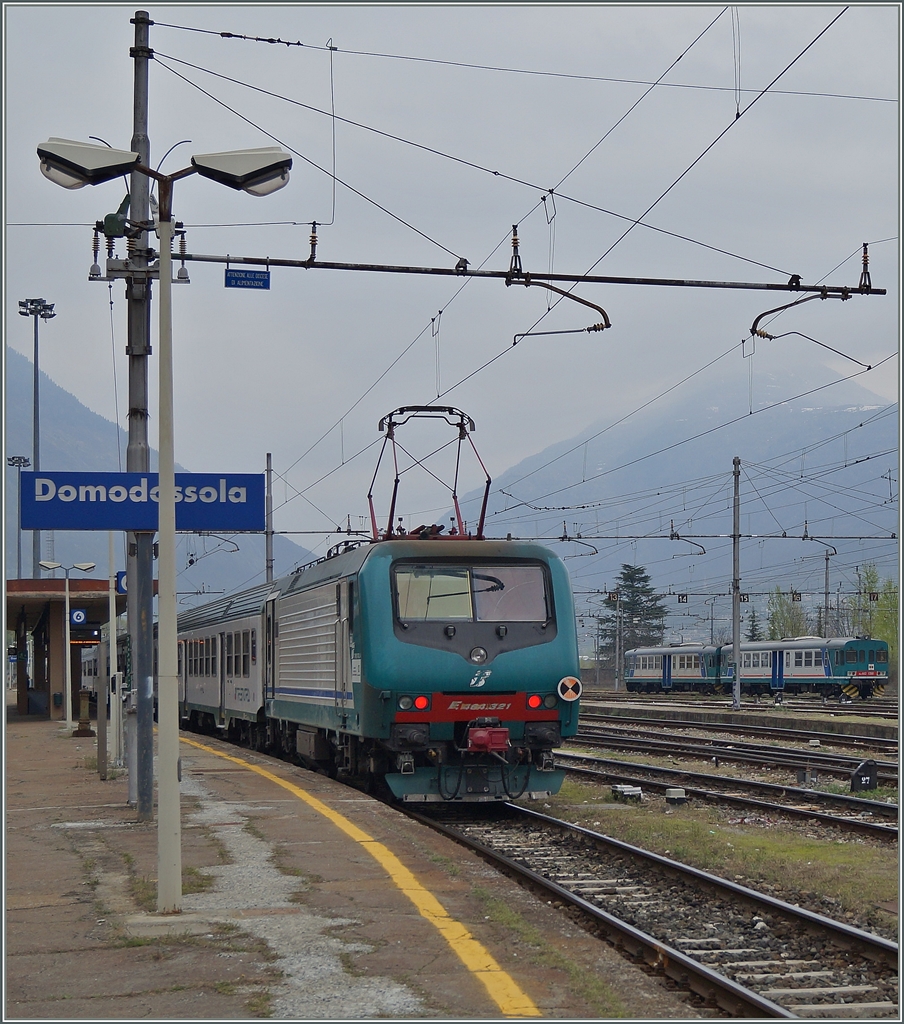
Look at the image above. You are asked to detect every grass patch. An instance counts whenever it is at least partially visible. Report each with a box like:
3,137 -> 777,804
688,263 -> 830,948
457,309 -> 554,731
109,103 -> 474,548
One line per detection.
472,885 -> 627,1018
547,788 -> 898,933
183,865 -> 215,895
130,875 -> 157,912
819,780 -> 898,802
245,990 -> 274,1017
429,853 -> 461,877
244,819 -> 267,842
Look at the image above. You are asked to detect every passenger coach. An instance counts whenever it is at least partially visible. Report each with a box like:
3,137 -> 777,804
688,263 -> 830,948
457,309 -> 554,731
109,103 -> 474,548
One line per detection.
625,636 -> 889,698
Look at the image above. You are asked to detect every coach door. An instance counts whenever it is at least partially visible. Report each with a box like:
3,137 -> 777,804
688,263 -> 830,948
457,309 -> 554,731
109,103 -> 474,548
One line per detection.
771,648 -> 784,691
217,633 -> 226,724
334,581 -> 350,722
265,595 -> 279,701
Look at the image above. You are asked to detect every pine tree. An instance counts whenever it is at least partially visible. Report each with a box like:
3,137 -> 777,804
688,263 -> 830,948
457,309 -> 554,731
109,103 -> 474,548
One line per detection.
599,564 -> 667,654
745,608 -> 764,641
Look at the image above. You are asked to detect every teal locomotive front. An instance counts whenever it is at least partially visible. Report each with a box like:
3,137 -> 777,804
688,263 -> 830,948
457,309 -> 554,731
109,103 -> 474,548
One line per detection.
355,539 -> 580,800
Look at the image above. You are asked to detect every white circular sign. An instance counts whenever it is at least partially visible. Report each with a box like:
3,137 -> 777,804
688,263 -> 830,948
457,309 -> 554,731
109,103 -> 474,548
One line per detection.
557,676 -> 582,702
70,608 -> 87,626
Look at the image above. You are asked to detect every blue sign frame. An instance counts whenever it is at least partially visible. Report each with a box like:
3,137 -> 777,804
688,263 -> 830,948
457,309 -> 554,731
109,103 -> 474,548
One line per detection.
225,268 -> 271,290
20,472 -> 265,531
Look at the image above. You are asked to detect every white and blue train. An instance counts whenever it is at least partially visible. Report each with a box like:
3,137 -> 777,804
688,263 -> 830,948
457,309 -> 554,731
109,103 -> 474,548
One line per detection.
624,636 -> 889,699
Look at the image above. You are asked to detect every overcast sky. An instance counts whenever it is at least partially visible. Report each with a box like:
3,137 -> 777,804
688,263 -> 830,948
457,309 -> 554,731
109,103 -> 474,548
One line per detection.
4,3 -> 899,565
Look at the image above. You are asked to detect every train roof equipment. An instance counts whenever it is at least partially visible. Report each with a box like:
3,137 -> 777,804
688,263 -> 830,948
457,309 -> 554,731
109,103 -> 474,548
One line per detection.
367,406 -> 491,542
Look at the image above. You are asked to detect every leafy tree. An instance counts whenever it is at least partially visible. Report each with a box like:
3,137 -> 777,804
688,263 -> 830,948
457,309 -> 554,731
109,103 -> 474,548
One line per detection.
599,564 -> 667,653
745,608 -> 764,641
767,587 -> 809,640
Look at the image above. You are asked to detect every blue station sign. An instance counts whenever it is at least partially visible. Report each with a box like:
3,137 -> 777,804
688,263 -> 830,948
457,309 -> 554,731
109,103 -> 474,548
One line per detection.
20,472 -> 265,532
225,268 -> 271,290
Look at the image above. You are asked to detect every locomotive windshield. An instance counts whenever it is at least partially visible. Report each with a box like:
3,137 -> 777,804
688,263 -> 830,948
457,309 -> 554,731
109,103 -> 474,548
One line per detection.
394,564 -> 549,622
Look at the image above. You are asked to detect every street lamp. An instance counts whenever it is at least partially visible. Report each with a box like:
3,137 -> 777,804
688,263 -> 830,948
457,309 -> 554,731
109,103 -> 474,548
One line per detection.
37,136 -> 291,914
18,297 -> 56,576
7,456 -> 30,578
38,560 -> 95,730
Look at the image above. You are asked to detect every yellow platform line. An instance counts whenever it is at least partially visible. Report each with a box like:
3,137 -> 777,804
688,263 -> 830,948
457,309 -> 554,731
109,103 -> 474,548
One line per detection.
181,736 -> 541,1018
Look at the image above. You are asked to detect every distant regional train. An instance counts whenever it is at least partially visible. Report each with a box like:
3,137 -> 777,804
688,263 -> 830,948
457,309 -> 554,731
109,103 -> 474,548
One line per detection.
624,637 -> 889,699
175,536 -> 583,802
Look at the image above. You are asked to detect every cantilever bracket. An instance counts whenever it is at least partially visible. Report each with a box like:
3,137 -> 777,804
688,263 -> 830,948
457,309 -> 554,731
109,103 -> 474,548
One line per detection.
749,292 -> 829,338
511,276 -> 611,330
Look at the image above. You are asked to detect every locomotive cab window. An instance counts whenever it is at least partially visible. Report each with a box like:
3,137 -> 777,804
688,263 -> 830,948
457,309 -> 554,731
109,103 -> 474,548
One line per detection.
393,564 -> 549,623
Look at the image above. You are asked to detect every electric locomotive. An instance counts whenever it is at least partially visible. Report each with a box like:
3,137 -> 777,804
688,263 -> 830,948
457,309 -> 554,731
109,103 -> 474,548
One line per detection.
177,536 -> 581,800
177,406 -> 582,801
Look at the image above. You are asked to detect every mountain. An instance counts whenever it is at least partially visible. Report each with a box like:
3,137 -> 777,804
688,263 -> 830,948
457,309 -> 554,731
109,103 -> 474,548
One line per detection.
458,361 -> 898,625
4,347 -> 316,601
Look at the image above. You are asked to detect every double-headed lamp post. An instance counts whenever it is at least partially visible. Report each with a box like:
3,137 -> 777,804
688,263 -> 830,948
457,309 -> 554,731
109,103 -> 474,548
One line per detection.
37,137 -> 292,914
39,560 -> 95,730
18,298 -> 56,577
7,455 -> 31,579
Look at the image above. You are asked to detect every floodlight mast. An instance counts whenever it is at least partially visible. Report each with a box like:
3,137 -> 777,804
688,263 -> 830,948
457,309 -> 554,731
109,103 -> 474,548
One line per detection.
36,117 -> 291,917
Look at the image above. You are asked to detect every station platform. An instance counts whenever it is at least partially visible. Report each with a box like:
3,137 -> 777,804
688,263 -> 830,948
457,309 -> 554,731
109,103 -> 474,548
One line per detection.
5,697 -> 695,1020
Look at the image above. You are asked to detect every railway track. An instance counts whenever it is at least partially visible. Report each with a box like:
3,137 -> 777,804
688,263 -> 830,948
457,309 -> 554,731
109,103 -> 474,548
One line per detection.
571,726 -> 899,785
408,803 -> 899,1019
555,752 -> 898,840
581,694 -> 899,721
579,711 -> 898,754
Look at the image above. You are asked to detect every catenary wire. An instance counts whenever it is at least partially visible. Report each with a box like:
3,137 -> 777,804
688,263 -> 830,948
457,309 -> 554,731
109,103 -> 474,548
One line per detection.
150,19 -> 895,103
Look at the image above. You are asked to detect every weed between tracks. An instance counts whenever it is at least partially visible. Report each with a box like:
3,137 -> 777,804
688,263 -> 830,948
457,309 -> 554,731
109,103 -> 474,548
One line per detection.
545,779 -> 899,936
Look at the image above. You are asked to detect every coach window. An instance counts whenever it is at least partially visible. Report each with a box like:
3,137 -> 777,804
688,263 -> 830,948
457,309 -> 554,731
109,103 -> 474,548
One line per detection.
211,637 -> 218,677
876,649 -> 888,663
226,633 -> 233,676
846,649 -> 857,663
804,650 -> 813,667
251,630 -> 257,664
243,630 -> 251,676
859,649 -> 866,663
203,638 -> 210,676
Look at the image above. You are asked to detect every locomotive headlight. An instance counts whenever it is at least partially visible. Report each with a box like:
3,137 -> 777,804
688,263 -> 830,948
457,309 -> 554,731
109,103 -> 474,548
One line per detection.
527,694 -> 543,709
469,647 -> 488,664
543,694 -> 558,709
398,695 -> 414,710
413,695 -> 430,710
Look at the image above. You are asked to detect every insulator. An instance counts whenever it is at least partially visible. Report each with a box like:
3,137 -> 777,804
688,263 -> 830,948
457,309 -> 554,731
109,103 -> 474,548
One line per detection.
508,224 -> 523,277
126,235 -> 136,256
92,229 -> 100,264
179,232 -> 187,257
106,236 -> 115,259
